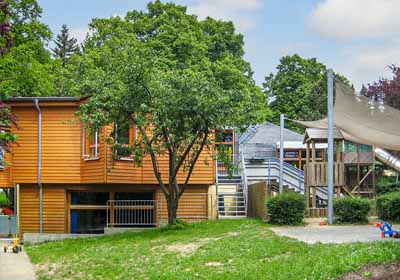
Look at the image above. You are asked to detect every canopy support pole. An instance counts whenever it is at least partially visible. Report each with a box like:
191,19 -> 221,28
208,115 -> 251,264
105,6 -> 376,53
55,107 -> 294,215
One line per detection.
279,114 -> 284,193
327,69 -> 334,224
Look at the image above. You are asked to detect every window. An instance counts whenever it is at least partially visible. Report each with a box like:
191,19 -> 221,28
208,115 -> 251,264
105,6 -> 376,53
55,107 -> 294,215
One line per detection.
83,127 -> 100,159
69,192 -> 109,234
114,122 -> 135,158
0,148 -> 4,170
0,130 -> 6,169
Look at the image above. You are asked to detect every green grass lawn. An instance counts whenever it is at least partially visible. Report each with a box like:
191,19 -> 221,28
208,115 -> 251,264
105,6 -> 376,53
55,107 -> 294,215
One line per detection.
26,219 -> 400,280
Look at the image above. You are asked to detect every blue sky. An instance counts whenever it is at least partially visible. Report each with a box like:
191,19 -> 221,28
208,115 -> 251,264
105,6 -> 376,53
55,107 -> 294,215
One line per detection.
37,0 -> 400,90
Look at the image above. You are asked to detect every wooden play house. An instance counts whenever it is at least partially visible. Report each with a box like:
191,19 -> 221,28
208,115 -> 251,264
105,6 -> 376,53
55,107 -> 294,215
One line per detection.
303,128 -> 375,210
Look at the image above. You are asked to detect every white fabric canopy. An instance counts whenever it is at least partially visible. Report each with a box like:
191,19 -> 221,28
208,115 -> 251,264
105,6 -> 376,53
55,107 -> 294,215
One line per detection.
295,82 -> 400,151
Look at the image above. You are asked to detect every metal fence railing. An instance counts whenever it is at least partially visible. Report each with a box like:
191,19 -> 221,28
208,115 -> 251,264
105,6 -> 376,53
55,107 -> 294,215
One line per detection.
106,200 -> 157,227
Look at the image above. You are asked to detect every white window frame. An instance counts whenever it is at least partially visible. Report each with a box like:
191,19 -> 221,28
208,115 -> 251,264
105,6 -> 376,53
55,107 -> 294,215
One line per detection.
82,127 -> 100,160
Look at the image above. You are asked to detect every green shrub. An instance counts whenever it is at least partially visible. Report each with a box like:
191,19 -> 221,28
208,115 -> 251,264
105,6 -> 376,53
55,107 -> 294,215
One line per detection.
376,182 -> 400,196
376,192 -> 400,222
266,192 -> 305,225
334,197 -> 371,224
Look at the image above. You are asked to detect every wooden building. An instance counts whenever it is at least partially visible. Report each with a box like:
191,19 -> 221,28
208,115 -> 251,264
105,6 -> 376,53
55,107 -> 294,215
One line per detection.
0,97 -> 216,234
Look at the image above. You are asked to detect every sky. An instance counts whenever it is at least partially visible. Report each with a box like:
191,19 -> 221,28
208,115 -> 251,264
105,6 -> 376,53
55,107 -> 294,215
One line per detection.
37,0 -> 400,90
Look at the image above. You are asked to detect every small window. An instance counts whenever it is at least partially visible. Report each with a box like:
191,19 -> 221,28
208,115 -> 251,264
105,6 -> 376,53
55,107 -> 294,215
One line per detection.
114,122 -> 135,158
0,148 -> 4,170
83,127 -> 100,159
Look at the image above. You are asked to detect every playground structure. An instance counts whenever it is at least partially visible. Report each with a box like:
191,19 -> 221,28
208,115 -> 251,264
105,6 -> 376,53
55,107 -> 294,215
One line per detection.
303,127 -> 376,209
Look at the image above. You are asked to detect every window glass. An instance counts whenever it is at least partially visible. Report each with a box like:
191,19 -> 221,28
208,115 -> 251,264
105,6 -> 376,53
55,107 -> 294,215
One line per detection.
0,148 -> 4,170
83,128 -> 100,159
70,210 -> 106,234
115,192 -> 154,200
115,122 -> 131,145
71,192 -> 109,205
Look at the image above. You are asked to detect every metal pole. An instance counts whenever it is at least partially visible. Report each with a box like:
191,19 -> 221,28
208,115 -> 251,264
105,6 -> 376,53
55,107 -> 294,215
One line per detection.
279,114 -> 284,193
327,69 -> 334,224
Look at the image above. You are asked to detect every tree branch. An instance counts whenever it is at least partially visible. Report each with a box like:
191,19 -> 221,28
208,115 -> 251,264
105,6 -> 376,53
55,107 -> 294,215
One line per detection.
179,131 -> 209,197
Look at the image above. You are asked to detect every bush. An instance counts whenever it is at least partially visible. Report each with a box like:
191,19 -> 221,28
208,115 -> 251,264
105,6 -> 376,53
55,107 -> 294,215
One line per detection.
266,192 -> 305,225
376,182 -> 400,196
376,192 -> 400,222
334,197 -> 371,224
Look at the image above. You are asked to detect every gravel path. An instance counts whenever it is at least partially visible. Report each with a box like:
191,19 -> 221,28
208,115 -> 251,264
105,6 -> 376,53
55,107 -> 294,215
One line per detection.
0,241 -> 36,280
270,225 -> 400,244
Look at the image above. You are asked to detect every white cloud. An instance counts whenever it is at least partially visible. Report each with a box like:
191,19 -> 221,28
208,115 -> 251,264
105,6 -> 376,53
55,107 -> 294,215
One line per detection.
337,41 -> 400,89
186,0 -> 264,32
309,0 -> 400,40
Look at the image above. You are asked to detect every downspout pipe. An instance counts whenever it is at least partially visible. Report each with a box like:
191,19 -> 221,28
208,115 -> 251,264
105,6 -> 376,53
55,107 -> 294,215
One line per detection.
34,99 -> 43,233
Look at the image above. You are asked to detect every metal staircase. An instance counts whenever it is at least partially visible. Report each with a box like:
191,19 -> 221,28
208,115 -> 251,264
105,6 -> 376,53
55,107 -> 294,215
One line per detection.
216,151 -> 248,219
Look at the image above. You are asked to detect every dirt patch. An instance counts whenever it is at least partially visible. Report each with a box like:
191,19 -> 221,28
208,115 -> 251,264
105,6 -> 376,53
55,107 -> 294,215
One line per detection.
165,237 -> 222,255
338,263 -> 400,280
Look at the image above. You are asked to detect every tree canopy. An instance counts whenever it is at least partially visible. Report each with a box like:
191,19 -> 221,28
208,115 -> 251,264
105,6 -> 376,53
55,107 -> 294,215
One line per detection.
263,54 -> 350,131
363,65 -> 400,110
0,0 -> 56,98
51,24 -> 80,66
73,1 -> 268,224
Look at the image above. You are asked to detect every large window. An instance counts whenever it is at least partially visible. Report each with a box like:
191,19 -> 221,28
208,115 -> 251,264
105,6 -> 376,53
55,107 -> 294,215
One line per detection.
69,192 -> 109,234
82,127 -> 100,159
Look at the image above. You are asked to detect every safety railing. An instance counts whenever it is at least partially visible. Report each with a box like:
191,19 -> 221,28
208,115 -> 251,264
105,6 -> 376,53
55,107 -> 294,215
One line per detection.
106,200 -> 157,227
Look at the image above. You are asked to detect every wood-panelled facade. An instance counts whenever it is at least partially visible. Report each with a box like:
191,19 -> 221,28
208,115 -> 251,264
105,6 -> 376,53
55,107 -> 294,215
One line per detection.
0,98 -> 216,234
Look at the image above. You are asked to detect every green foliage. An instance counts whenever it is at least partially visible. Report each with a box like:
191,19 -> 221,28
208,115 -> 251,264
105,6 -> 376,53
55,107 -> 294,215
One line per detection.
376,180 -> 400,195
25,219 -> 400,279
161,218 -> 188,231
333,197 -> 371,224
0,0 -> 55,98
0,190 -> 7,206
266,192 -> 305,225
263,54 -> 351,131
376,192 -> 400,222
74,1 -> 268,224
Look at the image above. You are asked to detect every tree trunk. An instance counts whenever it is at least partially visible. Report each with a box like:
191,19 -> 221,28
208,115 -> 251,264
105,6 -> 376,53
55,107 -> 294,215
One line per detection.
166,195 -> 179,225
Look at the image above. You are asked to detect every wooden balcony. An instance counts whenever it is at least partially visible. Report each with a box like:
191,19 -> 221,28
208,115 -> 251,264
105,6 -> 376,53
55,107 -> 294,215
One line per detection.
305,162 -> 344,187
342,152 -> 374,164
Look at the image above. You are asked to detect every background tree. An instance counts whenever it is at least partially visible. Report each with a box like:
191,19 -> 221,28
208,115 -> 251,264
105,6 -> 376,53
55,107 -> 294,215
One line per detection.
0,0 -> 56,97
363,65 -> 400,110
74,1 -> 268,225
51,24 -> 80,66
263,54 -> 350,131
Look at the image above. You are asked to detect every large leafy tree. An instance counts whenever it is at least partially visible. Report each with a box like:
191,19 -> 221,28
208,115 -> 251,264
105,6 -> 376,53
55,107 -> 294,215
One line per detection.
363,65 -> 400,110
51,24 -> 80,66
74,1 -> 268,224
263,54 -> 350,131
0,0 -> 56,97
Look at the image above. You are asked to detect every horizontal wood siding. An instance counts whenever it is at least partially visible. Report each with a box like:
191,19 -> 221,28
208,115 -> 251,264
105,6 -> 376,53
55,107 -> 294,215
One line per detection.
107,144 -> 215,185
11,107 -> 38,183
41,107 -> 81,183
19,185 -> 39,233
19,185 -> 67,234
8,103 -> 215,186
156,186 -> 209,224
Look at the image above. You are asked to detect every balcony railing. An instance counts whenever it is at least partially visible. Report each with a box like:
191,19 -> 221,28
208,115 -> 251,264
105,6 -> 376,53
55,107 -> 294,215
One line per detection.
106,200 -> 157,227
305,162 -> 344,187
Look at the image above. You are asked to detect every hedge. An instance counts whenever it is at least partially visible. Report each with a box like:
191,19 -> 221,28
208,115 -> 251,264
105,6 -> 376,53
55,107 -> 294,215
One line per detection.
266,192 -> 305,225
334,197 -> 371,224
376,192 -> 400,222
376,182 -> 400,196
